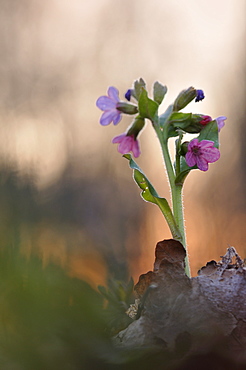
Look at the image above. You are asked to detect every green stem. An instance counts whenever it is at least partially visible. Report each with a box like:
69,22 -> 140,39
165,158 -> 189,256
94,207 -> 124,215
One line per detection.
154,125 -> 190,276
173,184 -> 190,276
175,152 -> 181,175
155,127 -> 175,189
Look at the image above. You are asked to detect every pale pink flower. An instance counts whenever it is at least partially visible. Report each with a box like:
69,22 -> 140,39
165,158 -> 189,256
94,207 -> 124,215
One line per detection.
185,138 -> 220,171
112,133 -> 140,158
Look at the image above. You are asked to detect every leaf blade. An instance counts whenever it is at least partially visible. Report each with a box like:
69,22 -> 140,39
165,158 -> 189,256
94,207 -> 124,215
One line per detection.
123,154 -> 182,241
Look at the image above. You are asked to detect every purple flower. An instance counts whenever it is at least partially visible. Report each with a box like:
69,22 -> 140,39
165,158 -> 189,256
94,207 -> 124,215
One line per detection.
185,138 -> 220,171
216,116 -> 227,132
96,86 -> 122,126
112,133 -> 140,158
195,89 -> 205,102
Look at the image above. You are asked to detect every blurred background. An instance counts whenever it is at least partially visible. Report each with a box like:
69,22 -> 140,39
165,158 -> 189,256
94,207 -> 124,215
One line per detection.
0,0 -> 245,368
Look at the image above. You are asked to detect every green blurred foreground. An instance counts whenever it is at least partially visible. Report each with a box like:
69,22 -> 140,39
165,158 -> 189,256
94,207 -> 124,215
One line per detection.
0,243 -> 170,370
0,244 -> 181,370
0,245 -> 109,369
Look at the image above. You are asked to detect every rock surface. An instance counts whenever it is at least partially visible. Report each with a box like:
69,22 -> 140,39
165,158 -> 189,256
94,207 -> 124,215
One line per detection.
115,240 -> 246,363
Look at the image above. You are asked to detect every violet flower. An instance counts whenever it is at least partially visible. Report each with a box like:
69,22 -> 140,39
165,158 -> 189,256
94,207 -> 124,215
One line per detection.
96,86 -> 122,126
112,133 -> 140,158
216,116 -> 227,132
185,138 -> 220,171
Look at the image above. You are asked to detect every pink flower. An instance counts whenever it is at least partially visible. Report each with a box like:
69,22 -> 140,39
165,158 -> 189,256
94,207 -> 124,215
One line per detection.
96,86 -> 122,126
112,133 -> 140,158
185,138 -> 220,171
216,116 -> 227,132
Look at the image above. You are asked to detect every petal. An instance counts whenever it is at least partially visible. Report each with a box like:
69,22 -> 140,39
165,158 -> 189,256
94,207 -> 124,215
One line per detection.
118,136 -> 133,154
199,140 -> 216,149
216,116 -> 227,131
112,111 -> 122,125
202,147 -> 220,163
188,138 -> 199,150
196,156 -> 209,171
112,133 -> 126,144
100,110 -> 117,126
132,139 -> 140,158
107,86 -> 120,103
185,152 -> 197,167
96,96 -> 116,110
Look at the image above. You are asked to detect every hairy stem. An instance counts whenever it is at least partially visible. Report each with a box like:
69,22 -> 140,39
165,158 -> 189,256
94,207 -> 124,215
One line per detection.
155,125 -> 190,276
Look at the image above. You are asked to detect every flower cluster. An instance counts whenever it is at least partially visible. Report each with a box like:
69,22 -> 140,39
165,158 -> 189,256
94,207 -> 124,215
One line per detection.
96,81 -> 227,171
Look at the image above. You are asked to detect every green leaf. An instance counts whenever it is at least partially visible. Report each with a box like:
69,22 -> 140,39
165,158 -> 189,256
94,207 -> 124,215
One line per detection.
153,81 -> 167,105
123,154 -> 182,241
197,120 -> 219,148
138,88 -> 159,122
166,112 -> 193,138
169,112 -> 193,129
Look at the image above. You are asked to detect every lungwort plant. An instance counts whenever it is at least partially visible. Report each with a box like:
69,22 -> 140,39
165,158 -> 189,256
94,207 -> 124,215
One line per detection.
96,79 -> 227,276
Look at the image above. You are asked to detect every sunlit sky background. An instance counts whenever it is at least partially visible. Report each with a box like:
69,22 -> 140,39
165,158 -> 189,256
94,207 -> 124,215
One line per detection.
0,0 -> 245,282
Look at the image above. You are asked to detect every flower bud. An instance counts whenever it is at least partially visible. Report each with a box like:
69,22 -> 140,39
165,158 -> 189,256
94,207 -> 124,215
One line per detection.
180,141 -> 189,156
183,114 -> 211,133
125,89 -> 133,101
153,81 -> 167,105
133,78 -> 146,100
195,89 -> 205,102
173,87 -> 197,111
200,115 -> 212,125
168,113 -> 211,134
116,102 -> 138,115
